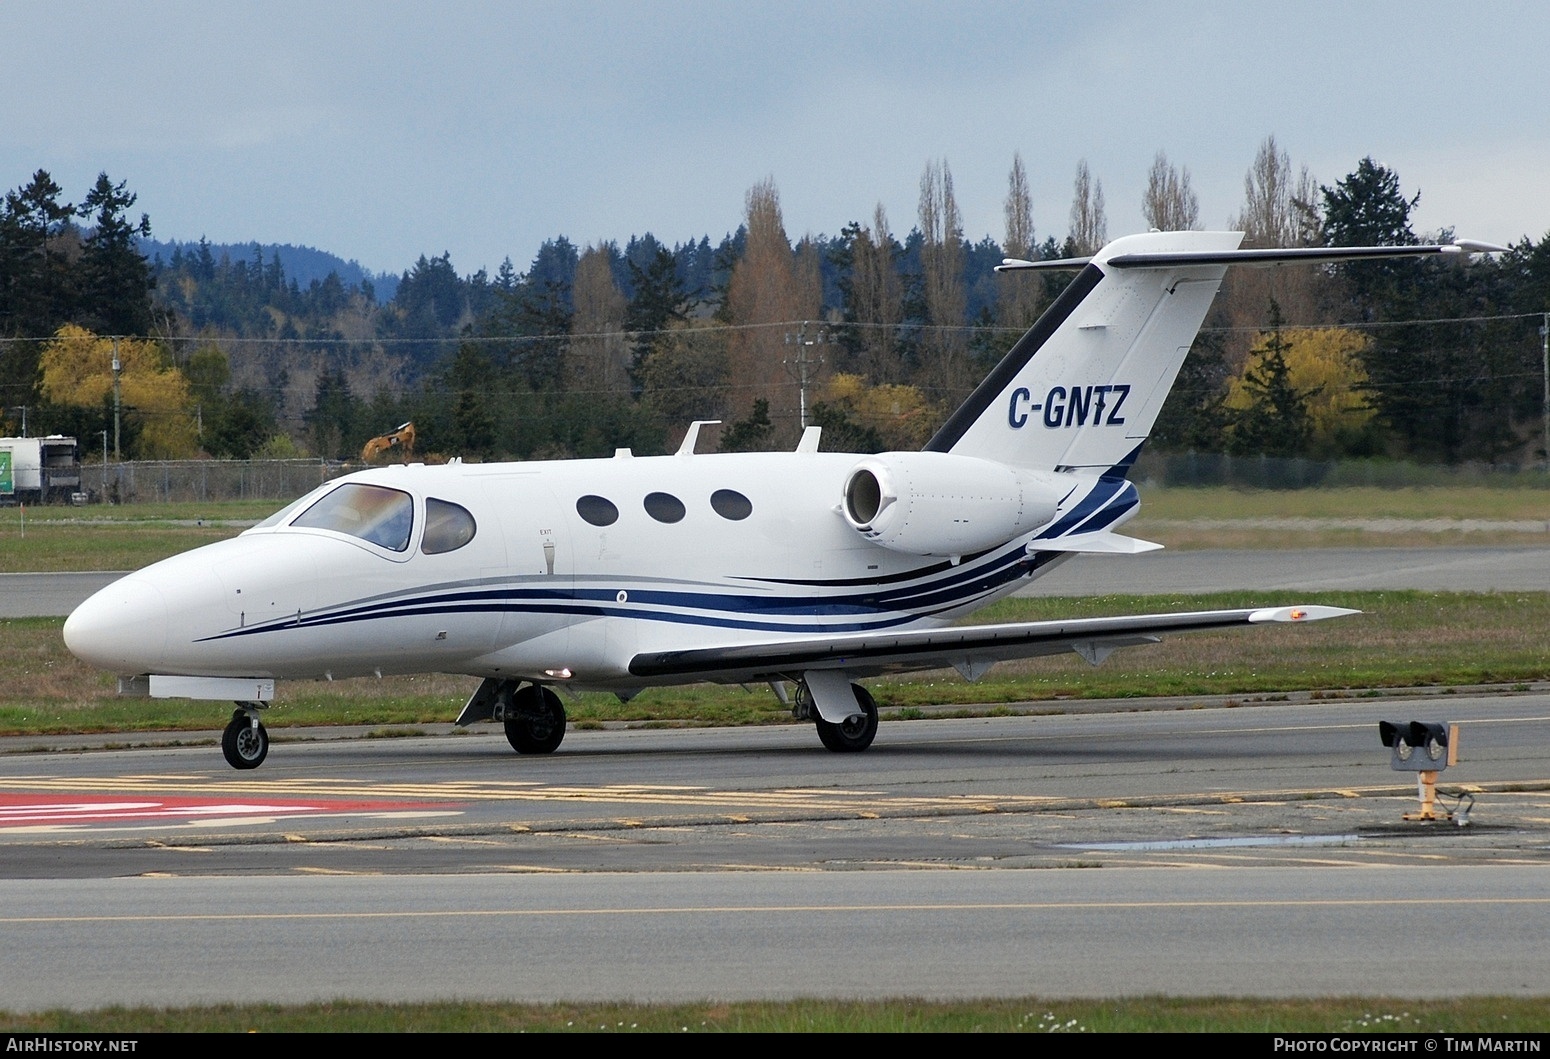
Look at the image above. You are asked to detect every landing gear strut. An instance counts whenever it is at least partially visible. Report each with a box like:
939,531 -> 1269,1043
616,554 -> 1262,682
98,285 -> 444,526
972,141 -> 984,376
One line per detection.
796,679 -> 879,753
221,703 -> 269,769
499,683 -> 567,755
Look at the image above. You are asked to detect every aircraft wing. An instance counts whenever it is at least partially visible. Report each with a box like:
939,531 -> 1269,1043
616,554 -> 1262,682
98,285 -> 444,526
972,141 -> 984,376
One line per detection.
627,604 -> 1356,683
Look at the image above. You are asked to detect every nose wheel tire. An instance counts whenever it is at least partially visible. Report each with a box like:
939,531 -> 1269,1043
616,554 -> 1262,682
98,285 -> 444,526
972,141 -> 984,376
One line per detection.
504,684 -> 567,754
815,684 -> 879,753
222,711 -> 269,770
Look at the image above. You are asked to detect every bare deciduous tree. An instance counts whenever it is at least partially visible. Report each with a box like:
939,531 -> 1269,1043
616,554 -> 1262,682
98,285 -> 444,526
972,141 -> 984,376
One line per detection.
1234,134 -> 1319,248
847,203 -> 903,383
569,244 -> 629,394
1004,152 -> 1034,259
918,158 -> 968,402
1068,159 -> 1107,255
1142,151 -> 1201,232
725,177 -> 821,439
1219,136 -> 1324,369
998,152 -> 1043,329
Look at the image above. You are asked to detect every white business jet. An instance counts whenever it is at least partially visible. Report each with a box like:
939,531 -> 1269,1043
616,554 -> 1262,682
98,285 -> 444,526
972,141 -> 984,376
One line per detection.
63,230 -> 1500,769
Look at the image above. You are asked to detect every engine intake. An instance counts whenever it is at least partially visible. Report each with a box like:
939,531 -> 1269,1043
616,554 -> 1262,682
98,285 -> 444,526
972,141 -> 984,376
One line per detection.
840,452 -> 1065,557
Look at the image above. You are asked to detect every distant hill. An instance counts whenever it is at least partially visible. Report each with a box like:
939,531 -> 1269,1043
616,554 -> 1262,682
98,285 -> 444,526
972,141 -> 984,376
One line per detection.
138,238 -> 399,303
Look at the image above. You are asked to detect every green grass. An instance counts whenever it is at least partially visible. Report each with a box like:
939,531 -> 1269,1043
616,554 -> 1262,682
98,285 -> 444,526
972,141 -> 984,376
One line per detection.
1,996 -> 1544,1032
0,499 -> 279,523
1133,483 -> 1550,521
3,484 -> 1548,572
4,590 -> 1548,736
0,500 -> 268,572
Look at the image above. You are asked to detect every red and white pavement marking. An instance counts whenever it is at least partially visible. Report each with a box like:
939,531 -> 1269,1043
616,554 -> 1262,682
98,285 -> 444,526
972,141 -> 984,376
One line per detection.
0,792 -> 456,827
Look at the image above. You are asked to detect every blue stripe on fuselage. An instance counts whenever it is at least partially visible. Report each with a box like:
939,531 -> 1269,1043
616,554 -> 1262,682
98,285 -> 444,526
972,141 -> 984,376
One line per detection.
194,539 -> 1050,644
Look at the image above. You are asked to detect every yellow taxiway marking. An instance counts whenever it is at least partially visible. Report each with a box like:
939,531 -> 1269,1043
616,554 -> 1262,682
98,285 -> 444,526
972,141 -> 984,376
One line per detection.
4,776 -> 1546,815
6,895 -> 1550,926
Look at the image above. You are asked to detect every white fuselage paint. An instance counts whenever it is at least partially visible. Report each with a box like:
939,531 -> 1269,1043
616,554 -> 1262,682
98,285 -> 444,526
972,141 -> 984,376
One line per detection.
63,451 -> 1119,692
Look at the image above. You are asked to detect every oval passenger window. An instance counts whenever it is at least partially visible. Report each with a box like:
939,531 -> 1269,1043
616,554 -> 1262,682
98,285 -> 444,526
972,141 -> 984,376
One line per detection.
576,495 -> 619,527
710,489 -> 753,520
643,492 -> 686,524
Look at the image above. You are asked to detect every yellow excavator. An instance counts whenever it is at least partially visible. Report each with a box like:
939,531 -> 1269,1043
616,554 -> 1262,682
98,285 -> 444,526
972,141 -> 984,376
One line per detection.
361,421 -> 416,463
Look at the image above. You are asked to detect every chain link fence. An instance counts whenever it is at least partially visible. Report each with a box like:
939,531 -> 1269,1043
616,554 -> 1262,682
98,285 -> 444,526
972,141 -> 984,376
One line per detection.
84,459 -> 348,504
56,451 -> 1550,506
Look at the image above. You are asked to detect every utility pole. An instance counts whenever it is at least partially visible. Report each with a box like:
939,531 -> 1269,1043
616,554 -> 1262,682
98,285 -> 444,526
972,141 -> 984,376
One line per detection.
111,337 -> 122,460
1541,312 -> 1549,472
783,322 -> 827,430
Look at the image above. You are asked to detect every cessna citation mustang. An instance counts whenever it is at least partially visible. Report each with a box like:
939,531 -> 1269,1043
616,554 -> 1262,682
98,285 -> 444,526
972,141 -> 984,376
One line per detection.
64,230 -> 1502,769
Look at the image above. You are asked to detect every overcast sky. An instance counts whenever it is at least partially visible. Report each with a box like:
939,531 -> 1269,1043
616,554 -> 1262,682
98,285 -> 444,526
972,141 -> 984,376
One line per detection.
5,1 -> 1547,277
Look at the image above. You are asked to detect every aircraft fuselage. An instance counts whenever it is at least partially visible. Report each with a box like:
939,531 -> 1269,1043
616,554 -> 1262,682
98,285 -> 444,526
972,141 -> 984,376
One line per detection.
63,450 -> 1094,692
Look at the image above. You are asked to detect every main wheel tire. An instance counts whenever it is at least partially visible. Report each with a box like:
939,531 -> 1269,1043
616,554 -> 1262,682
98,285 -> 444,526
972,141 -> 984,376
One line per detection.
504,685 -> 567,754
815,683 -> 878,753
222,712 -> 269,770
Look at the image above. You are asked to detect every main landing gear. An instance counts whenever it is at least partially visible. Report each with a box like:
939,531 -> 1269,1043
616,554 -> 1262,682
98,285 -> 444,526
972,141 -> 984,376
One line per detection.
454,678 -> 569,757
498,682 -> 567,755
222,703 -> 269,770
794,678 -> 878,752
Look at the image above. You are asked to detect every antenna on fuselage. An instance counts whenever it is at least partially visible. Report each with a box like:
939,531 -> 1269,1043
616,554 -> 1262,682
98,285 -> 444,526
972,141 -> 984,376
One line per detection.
676,420 -> 722,456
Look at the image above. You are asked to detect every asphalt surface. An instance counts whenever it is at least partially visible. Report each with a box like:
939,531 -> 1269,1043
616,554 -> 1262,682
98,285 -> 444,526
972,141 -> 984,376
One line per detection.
6,864 -> 1546,1008
3,690 -> 1549,1008
5,543 -> 1550,1009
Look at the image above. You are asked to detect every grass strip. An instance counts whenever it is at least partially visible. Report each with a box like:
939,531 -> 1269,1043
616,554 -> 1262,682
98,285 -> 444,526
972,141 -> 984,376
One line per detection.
2,995 -> 1545,1032
3,590 -> 1547,736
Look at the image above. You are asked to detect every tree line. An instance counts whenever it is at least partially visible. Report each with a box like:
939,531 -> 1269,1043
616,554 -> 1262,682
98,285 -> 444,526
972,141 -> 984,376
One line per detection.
3,139 -> 1549,467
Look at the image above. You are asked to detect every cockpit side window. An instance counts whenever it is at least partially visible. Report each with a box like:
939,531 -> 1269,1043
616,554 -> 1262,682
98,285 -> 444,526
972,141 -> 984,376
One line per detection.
422,497 -> 477,554
291,483 -> 414,552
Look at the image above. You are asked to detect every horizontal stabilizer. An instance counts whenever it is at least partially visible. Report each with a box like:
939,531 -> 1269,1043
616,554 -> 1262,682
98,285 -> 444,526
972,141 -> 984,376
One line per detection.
997,238 -> 1505,273
1025,531 -> 1162,554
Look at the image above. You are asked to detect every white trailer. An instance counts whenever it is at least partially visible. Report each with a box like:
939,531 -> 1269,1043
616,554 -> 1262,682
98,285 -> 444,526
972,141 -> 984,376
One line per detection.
0,436 -> 80,503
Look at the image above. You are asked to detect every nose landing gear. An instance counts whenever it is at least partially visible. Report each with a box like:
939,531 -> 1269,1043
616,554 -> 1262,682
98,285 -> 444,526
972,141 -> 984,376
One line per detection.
221,703 -> 269,770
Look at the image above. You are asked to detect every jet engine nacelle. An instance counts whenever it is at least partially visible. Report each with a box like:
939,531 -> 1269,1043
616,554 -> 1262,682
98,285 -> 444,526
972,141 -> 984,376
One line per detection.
841,452 -> 1065,557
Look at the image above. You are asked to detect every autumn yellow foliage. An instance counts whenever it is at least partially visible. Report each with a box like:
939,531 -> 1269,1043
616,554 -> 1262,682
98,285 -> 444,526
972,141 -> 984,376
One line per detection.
1224,326 -> 1376,455
40,324 -> 200,458
822,373 -> 936,450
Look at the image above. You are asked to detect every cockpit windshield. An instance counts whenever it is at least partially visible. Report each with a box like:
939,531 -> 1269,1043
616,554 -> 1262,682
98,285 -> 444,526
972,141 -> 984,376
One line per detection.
290,483 -> 414,552
252,483 -> 335,530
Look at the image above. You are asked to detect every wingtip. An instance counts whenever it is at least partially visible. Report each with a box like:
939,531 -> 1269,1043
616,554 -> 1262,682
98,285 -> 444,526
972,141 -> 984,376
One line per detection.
1451,238 -> 1510,255
1247,605 -> 1362,624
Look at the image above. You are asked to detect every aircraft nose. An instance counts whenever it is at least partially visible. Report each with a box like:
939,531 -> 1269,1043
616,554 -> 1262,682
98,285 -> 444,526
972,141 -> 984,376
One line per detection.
63,576 -> 170,673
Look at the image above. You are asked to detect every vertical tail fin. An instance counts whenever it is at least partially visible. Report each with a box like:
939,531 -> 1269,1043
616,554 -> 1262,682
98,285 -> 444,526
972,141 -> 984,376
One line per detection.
926,230 -> 1243,474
